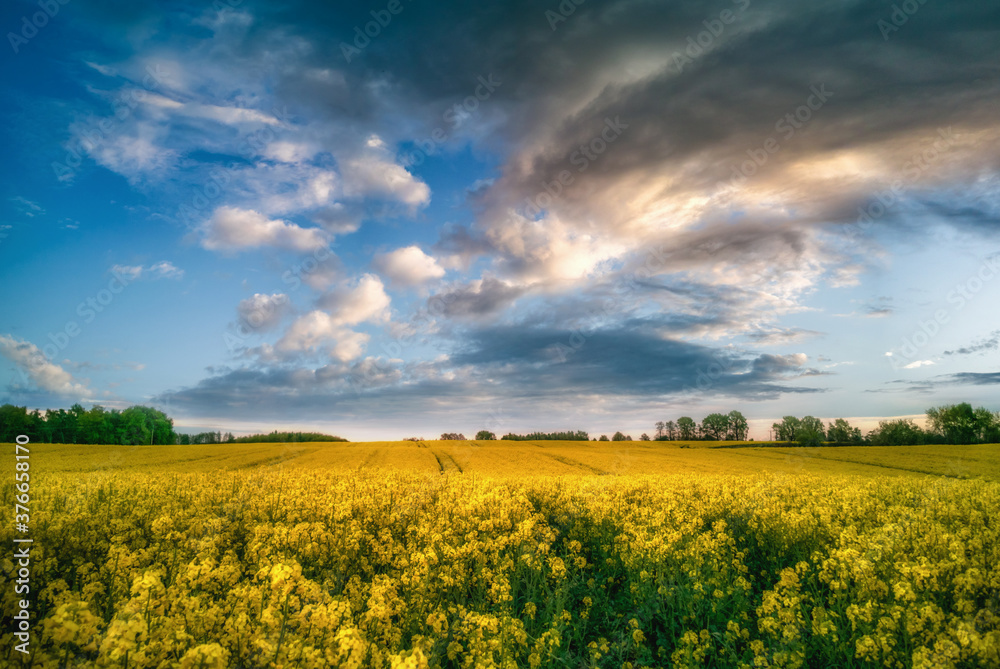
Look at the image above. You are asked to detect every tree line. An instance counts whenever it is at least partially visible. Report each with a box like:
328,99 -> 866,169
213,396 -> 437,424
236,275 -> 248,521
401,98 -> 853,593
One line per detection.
175,430 -> 347,445
655,411 -> 750,441
0,404 -> 347,445
769,402 -> 999,446
0,403 -> 175,445
653,403 -> 1000,446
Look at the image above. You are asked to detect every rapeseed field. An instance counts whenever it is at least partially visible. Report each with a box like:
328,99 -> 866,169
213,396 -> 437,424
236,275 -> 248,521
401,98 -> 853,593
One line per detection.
1,442 -> 998,668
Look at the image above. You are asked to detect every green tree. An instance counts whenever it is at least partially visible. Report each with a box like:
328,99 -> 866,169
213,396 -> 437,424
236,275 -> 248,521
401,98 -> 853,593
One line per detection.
475,430 -> 496,440
926,403 -> 997,444
664,420 -> 677,440
726,410 -> 749,441
677,417 -> 696,440
80,406 -> 114,444
867,418 -> 925,446
773,416 -> 802,442
611,431 -> 629,441
826,418 -> 863,444
701,413 -> 729,441
796,415 -> 825,447
119,407 -> 152,445
0,405 -> 31,442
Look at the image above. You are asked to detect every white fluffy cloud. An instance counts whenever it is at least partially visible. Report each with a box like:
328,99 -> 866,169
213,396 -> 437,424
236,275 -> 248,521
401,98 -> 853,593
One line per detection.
374,246 -> 445,286
275,311 -> 372,362
318,274 -> 391,326
0,335 -> 91,397
271,275 -> 391,361
340,136 -> 430,207
199,206 -> 329,252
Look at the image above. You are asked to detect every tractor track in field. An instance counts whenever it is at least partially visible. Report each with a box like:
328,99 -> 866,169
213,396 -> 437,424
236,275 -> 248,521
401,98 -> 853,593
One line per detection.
730,449 -> 974,479
538,451 -> 609,475
429,449 -> 463,474
357,448 -> 383,470
228,447 -> 314,470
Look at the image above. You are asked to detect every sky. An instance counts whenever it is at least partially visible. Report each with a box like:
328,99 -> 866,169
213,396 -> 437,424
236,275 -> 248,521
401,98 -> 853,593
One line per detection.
0,0 -> 998,441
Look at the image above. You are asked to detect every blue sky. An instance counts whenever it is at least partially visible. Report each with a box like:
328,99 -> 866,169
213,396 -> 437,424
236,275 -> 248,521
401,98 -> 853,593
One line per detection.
1,0 -> 998,440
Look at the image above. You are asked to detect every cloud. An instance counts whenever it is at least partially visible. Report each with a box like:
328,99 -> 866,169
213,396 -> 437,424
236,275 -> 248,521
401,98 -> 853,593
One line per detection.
263,140 -> 317,163
110,261 -> 185,280
9,196 -> 43,217
374,246 -> 445,286
90,125 -> 178,182
275,311 -> 370,361
156,323 -> 826,427
0,335 -> 91,397
236,293 -> 292,331
750,353 -> 822,378
198,206 -> 329,252
948,372 -> 1000,386
945,330 -> 1000,355
316,274 -> 391,326
262,275 -> 392,362
339,140 -> 431,207
428,277 -> 529,320
745,328 -> 823,346
903,360 -> 935,369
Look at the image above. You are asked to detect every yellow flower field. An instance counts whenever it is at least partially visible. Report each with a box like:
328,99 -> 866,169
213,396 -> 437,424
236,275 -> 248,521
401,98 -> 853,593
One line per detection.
1,441 -> 999,668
